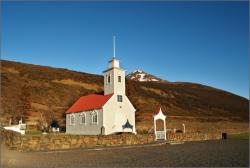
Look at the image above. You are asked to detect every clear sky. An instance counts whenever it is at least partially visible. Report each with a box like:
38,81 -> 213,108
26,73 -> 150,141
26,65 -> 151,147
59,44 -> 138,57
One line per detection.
2,1 -> 249,98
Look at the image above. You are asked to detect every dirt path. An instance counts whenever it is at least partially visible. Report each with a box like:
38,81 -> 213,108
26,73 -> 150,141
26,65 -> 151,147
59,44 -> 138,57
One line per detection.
1,140 -> 249,167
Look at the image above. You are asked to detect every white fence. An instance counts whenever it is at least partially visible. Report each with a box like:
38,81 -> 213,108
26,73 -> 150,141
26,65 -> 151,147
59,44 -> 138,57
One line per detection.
156,131 -> 166,140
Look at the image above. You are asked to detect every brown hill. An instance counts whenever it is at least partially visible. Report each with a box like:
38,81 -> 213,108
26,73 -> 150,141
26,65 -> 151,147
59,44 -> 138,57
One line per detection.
0,60 -> 248,134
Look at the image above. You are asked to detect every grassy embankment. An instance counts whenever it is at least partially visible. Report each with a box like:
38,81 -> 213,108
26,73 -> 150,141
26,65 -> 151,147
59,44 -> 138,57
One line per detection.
228,133 -> 249,140
25,129 -> 43,136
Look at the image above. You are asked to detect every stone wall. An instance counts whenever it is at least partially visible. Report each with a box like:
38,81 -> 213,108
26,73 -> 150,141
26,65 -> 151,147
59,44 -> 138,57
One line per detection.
1,130 -> 155,151
1,130 -> 223,152
167,132 -> 222,142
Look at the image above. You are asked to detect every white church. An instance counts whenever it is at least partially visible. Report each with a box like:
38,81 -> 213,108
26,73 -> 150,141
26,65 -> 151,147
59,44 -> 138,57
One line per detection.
66,38 -> 136,135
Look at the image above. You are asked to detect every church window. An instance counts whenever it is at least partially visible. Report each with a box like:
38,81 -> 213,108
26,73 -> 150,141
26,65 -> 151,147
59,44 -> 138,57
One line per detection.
106,75 -> 108,84
117,95 -> 123,102
80,113 -> 86,124
118,76 -> 121,82
69,114 -> 75,125
92,111 -> 98,124
108,75 -> 111,83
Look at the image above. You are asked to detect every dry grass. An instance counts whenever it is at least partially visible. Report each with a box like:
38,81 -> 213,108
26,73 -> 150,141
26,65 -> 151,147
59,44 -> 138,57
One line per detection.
141,86 -> 163,95
136,118 -> 249,134
52,79 -> 101,91
2,67 -> 19,74
31,102 -> 49,110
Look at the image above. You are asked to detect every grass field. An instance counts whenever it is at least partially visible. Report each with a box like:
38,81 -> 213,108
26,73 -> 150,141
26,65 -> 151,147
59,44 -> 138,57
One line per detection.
228,133 -> 249,140
25,129 -> 42,136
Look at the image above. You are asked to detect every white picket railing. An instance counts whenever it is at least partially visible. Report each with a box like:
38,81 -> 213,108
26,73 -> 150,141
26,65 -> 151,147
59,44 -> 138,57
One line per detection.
156,131 -> 166,140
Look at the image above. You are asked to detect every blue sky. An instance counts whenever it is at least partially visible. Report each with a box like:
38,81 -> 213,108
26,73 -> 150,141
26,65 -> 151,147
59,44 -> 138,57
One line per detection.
2,1 -> 249,98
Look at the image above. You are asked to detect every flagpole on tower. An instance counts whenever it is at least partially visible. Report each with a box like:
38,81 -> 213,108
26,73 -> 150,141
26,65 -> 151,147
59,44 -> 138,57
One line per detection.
113,36 -> 116,58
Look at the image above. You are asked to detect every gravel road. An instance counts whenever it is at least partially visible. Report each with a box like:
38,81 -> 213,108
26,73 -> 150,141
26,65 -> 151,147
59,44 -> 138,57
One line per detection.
1,139 -> 249,167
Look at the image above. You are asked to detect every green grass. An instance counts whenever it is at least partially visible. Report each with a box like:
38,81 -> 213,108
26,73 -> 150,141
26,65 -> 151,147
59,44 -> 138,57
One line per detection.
228,133 -> 249,140
25,129 -> 43,136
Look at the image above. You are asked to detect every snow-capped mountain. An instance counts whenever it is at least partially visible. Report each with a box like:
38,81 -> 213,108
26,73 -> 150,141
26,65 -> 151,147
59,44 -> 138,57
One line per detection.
126,69 -> 164,82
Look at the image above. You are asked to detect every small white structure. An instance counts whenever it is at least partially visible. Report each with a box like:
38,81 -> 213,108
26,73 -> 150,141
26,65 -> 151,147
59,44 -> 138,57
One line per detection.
52,127 -> 60,132
153,107 -> 166,140
4,119 -> 26,135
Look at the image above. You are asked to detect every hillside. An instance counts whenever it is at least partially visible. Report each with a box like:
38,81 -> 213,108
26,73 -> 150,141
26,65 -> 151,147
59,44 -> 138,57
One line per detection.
0,60 -> 248,134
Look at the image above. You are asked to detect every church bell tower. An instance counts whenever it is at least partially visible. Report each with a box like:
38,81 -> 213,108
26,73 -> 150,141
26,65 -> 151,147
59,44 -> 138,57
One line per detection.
103,37 -> 126,95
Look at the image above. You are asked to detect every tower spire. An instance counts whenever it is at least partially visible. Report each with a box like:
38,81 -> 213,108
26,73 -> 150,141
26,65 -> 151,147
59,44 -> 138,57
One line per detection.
113,36 -> 116,58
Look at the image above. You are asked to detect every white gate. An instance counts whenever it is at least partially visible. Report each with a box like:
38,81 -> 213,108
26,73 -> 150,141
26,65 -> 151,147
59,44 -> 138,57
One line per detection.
153,107 -> 167,140
156,131 -> 165,140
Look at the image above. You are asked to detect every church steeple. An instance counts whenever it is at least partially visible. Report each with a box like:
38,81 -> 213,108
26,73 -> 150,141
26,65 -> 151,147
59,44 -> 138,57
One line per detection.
108,36 -> 119,68
103,37 -> 125,95
108,58 -> 120,68
113,36 -> 116,58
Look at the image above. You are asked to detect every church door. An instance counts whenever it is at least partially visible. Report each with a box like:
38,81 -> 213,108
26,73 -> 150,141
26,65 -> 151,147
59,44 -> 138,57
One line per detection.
101,126 -> 105,135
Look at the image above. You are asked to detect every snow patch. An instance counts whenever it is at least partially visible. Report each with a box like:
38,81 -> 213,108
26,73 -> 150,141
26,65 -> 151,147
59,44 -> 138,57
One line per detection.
133,69 -> 142,73
128,69 -> 162,82
139,74 -> 146,81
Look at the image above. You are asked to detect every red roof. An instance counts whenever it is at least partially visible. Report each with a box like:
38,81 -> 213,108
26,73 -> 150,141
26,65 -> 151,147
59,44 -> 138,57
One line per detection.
66,94 -> 113,113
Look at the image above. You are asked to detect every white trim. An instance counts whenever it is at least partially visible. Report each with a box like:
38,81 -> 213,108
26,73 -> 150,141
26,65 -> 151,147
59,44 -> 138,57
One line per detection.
105,75 -> 108,85
106,73 -> 111,85
69,114 -> 76,126
79,112 -> 86,125
91,110 -> 98,125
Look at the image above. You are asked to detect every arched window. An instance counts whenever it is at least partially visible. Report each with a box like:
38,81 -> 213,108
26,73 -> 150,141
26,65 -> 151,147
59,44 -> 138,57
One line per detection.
106,75 -> 108,85
106,74 -> 111,85
108,75 -> 111,83
92,111 -> 98,124
70,114 -> 75,125
80,113 -> 86,124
